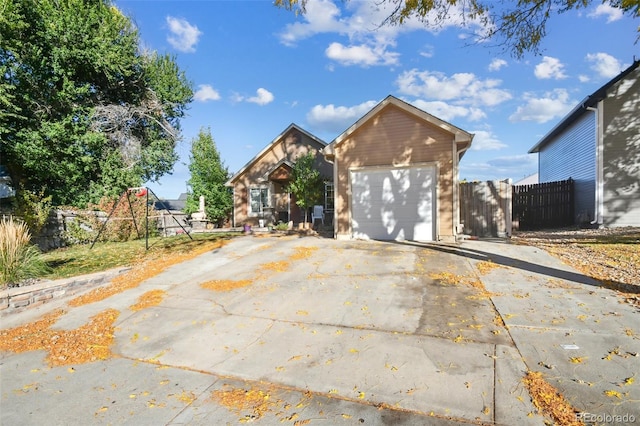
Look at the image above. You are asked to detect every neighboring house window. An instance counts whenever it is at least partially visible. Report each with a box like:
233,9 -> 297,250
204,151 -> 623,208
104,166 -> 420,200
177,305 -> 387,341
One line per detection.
324,182 -> 334,211
249,187 -> 270,215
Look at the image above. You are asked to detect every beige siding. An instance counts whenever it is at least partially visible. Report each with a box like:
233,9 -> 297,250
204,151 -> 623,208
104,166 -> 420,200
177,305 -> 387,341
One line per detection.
602,66 -> 640,226
334,105 -> 456,239
232,129 -> 331,226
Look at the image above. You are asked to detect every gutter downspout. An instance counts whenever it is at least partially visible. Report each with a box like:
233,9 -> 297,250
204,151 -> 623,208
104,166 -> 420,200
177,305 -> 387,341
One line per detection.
586,104 -> 604,226
320,146 -> 337,239
231,187 -> 236,228
328,151 -> 338,239
454,137 -> 472,240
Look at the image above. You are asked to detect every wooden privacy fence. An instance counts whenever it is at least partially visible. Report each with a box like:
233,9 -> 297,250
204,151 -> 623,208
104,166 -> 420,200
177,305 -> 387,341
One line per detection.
512,178 -> 574,231
459,180 -> 512,237
460,178 -> 575,237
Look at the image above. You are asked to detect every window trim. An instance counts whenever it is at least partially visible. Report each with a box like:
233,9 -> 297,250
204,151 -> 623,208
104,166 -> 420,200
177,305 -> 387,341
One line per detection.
249,186 -> 271,216
324,181 -> 334,211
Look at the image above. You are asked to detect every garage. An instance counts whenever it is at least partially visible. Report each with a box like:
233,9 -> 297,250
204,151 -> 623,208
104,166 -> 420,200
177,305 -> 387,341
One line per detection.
350,165 -> 436,241
322,96 -> 473,242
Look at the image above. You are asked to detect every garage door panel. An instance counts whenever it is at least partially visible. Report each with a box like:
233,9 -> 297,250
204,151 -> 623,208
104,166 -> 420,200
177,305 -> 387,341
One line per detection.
351,167 -> 435,241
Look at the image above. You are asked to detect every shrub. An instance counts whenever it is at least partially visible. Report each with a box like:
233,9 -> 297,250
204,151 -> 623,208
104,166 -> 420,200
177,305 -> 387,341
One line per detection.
13,188 -> 53,235
0,217 -> 49,288
274,222 -> 289,231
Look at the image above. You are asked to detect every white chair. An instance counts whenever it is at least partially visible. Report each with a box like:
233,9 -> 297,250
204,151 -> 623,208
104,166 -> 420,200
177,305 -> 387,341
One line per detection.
311,205 -> 324,225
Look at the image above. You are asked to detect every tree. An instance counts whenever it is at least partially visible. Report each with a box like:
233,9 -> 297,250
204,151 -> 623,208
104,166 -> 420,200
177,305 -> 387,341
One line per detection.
185,128 -> 232,227
275,0 -> 640,58
0,0 -> 192,208
287,152 -> 324,224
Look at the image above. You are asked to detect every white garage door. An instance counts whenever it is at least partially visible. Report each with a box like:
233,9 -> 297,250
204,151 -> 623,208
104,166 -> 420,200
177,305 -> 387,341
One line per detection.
350,166 -> 436,241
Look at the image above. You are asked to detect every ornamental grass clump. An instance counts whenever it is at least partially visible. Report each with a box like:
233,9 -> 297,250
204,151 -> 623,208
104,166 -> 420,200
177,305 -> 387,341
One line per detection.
0,217 -> 49,288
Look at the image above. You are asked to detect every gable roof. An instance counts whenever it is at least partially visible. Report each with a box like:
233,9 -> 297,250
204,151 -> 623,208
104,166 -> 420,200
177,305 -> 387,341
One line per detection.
529,59 -> 640,154
322,95 -> 473,159
226,123 -> 326,186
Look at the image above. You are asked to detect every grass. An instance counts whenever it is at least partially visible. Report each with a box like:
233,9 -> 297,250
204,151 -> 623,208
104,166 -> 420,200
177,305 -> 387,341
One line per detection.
39,232 -> 241,281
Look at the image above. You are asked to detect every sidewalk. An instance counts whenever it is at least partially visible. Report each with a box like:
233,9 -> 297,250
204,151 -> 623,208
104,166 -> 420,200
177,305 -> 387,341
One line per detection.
460,239 -> 640,424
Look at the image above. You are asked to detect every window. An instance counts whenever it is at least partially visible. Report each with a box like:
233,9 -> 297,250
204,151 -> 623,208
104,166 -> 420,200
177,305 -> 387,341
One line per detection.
324,182 -> 334,211
249,187 -> 270,214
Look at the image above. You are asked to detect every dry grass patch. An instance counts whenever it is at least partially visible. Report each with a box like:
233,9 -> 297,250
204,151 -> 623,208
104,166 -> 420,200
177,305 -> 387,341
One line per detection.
0,308 -> 119,366
514,228 -> 640,293
523,371 -> 583,426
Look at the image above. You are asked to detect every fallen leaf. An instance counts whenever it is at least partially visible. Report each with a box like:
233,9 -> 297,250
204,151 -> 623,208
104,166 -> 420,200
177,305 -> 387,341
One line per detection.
604,390 -> 622,399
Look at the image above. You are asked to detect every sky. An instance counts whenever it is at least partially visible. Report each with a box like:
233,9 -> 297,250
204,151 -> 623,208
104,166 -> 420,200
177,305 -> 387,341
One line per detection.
114,0 -> 640,199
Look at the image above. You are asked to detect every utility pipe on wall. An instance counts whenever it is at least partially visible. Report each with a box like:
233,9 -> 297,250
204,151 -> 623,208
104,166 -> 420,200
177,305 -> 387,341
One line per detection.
586,104 -> 604,226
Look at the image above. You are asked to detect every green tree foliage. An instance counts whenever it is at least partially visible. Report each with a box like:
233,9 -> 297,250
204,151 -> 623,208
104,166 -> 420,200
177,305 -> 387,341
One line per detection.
185,128 -> 232,226
0,0 -> 192,208
275,0 -> 640,58
287,152 -> 324,223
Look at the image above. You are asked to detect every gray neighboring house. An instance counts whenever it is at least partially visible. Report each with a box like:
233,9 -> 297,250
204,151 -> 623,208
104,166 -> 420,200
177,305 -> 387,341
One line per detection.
528,59 -> 640,227
154,193 -> 187,212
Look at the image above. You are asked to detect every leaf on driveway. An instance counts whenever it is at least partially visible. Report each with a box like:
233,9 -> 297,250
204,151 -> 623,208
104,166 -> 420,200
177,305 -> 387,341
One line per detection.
604,390 -> 623,398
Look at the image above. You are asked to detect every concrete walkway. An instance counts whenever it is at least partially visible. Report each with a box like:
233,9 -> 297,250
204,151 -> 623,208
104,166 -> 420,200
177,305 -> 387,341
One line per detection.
1,236 -> 638,425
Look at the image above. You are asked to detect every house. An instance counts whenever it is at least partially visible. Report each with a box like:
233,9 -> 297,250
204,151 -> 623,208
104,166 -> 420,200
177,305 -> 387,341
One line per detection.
322,95 -> 474,242
528,60 -> 640,227
153,193 -> 187,212
226,124 -> 333,227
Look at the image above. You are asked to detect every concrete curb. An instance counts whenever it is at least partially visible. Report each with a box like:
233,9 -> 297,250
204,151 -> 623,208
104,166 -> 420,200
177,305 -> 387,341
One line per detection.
0,267 -> 131,316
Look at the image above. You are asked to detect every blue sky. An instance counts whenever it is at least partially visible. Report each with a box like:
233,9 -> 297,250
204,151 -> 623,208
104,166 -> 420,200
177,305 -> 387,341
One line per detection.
114,0 -> 639,199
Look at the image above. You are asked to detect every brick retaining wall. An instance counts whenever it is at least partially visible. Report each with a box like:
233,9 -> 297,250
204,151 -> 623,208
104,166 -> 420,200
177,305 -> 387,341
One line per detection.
0,267 -> 130,316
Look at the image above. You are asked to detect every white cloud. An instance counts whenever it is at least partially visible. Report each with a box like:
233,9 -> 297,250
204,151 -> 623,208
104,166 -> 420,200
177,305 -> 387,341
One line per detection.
578,75 -> 590,83
325,42 -> 399,67
534,56 -> 567,80
193,84 -> 220,102
396,69 -> 512,107
232,88 -> 275,105
278,0 -> 348,47
586,52 -> 624,78
278,0 -> 489,67
419,45 -> 435,58
247,88 -> 275,106
588,4 -> 623,23
166,16 -> 202,53
460,154 -> 538,181
306,100 -> 379,133
509,89 -> 575,123
411,100 -> 485,122
488,59 -> 507,72
469,130 -> 507,150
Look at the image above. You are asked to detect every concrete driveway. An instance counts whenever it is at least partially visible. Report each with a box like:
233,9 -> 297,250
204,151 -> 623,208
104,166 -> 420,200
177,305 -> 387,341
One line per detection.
1,235 -> 638,425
